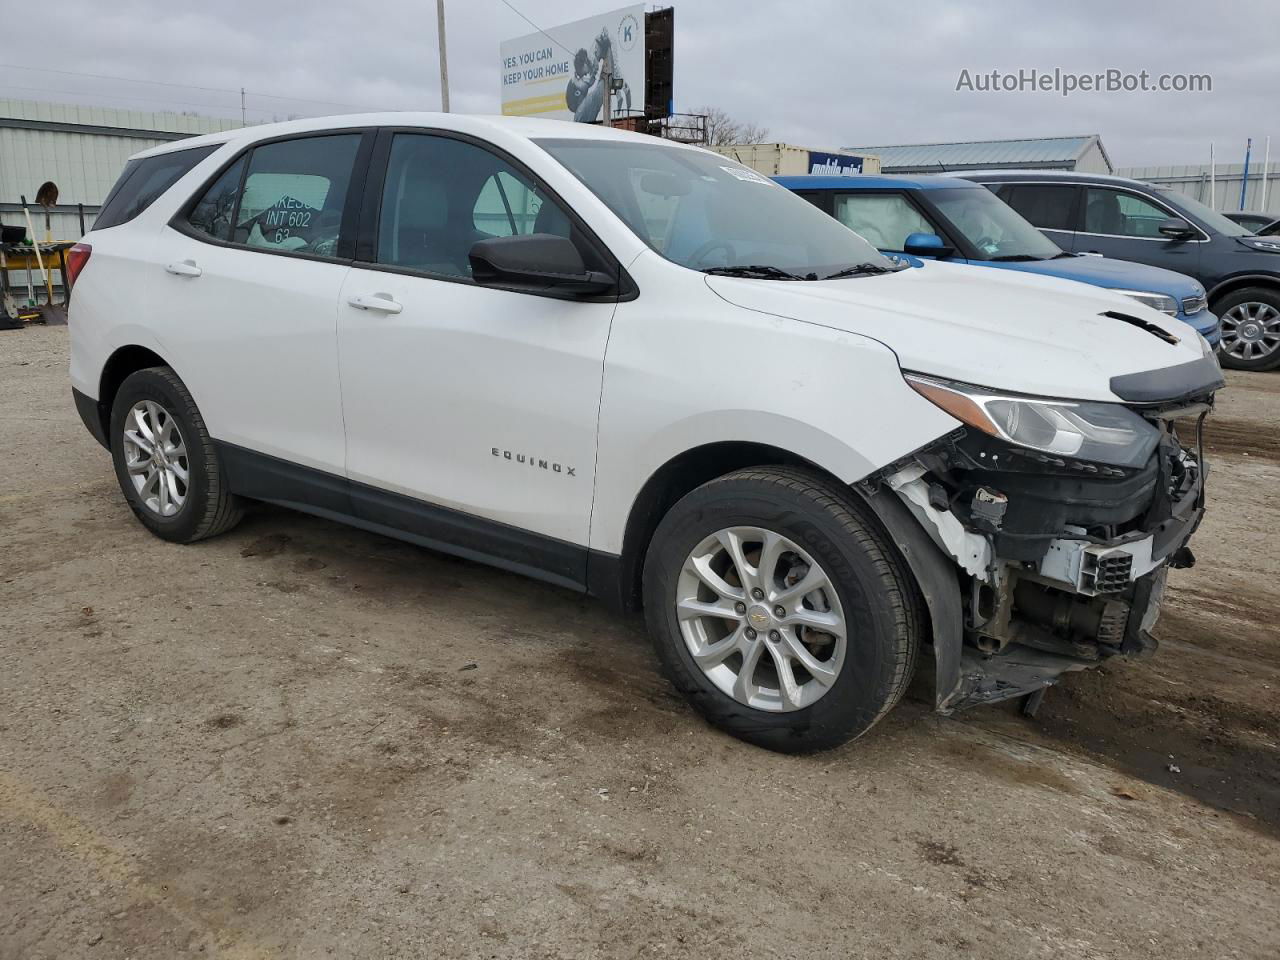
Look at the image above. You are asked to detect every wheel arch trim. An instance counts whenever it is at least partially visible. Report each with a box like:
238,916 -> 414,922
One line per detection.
79,338 -> 175,449
851,484 -> 966,713
1206,274 -> 1280,302
591,437 -> 853,614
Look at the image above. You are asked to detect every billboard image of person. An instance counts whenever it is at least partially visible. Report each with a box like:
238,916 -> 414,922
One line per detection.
566,28 -> 633,122
501,5 -> 643,123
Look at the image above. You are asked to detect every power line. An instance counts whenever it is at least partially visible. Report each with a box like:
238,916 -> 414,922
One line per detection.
0,81 -> 238,113
497,0 -> 576,58
0,82 -> 336,121
0,61 -> 385,114
0,62 -> 247,96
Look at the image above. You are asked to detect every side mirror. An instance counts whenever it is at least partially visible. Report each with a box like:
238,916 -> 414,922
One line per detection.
1158,217 -> 1197,240
469,234 -> 614,296
902,232 -> 954,258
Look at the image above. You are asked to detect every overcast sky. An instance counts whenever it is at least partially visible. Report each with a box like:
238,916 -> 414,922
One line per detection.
4,0 -> 1274,168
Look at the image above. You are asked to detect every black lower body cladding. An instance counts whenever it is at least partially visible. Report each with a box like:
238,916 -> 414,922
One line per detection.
72,388 -> 109,449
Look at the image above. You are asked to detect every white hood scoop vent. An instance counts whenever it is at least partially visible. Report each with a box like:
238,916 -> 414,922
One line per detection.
1101,310 -> 1180,346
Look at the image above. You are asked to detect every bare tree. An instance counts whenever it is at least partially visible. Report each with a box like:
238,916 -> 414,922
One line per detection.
735,120 -> 770,145
695,105 -> 770,146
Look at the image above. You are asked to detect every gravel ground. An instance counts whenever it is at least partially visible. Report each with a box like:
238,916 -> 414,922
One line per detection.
2,324 -> 1278,960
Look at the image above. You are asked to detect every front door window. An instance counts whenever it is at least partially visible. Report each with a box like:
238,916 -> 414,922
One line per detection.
832,194 -> 934,250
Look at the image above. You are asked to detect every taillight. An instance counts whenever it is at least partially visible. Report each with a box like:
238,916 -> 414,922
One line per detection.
66,243 -> 92,292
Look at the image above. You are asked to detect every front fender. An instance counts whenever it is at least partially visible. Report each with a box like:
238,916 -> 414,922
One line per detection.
637,409 -> 879,489
590,257 -> 960,557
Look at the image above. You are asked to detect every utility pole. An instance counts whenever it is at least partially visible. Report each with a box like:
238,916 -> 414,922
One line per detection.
436,0 -> 451,112
1261,136 -> 1272,214
1209,141 -> 1216,209
240,87 -> 246,125
1241,138 -> 1252,212
601,58 -> 612,128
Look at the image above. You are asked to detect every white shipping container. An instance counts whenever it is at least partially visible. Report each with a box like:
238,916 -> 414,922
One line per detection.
708,143 -> 880,177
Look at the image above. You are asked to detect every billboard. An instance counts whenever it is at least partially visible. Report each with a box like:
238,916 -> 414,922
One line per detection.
500,5 -> 646,123
807,151 -> 864,176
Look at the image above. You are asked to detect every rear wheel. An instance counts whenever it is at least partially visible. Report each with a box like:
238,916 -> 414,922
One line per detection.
109,366 -> 243,543
643,467 -> 921,752
1216,287 -> 1280,371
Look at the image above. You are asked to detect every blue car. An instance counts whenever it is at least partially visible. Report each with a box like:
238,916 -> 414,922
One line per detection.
775,174 -> 1220,346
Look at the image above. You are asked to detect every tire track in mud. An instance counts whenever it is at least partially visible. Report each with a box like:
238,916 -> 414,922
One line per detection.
972,600 -> 1280,835
1186,414 -> 1280,464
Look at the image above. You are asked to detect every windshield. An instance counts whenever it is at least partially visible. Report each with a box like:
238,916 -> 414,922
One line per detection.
928,186 -> 1063,260
536,138 -> 895,277
1154,187 -> 1252,237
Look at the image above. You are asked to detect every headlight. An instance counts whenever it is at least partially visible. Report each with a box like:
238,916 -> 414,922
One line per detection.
905,374 -> 1161,469
1111,289 -> 1178,317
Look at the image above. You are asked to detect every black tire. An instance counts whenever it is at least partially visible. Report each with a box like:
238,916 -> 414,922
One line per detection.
1213,286 -> 1280,371
109,366 -> 243,543
643,466 -> 922,753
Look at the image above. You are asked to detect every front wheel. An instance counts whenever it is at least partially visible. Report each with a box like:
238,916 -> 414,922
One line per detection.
109,366 -> 244,543
643,467 -> 921,753
1215,287 -> 1280,371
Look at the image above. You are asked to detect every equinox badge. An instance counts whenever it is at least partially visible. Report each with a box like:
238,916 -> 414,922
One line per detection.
491,447 -> 577,477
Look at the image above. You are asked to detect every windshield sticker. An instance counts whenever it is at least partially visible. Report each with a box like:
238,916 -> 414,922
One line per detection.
719,165 -> 772,185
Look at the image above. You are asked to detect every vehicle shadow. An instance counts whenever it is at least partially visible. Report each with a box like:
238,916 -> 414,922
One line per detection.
937,617 -> 1280,837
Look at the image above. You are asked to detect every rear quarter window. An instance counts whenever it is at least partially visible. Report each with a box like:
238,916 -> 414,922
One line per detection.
998,184 -> 1078,232
95,144 -> 218,230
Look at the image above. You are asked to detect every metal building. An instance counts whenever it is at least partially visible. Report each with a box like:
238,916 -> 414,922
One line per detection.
1116,162 -> 1279,217
841,135 -> 1113,175
708,143 -> 880,176
1,98 -> 241,243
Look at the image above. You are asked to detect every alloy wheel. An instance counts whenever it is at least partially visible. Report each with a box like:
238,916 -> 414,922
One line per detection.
121,400 -> 189,518
675,526 -> 847,712
1220,301 -> 1280,363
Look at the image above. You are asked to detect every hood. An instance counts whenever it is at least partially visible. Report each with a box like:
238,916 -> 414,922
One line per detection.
705,260 -> 1210,402
1236,235 -> 1280,254
975,254 -> 1204,300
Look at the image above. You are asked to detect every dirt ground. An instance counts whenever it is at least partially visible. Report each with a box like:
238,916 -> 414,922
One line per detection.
2,324 -> 1278,960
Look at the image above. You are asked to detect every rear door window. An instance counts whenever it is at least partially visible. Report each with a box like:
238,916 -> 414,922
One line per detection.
232,134 -> 362,258
95,144 -> 218,229
794,192 -> 830,214
998,184 -> 1079,232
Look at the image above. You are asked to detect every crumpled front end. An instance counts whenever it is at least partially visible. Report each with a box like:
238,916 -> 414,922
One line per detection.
872,393 -> 1212,713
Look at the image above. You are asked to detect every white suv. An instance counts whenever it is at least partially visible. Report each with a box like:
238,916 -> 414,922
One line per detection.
69,114 -> 1222,751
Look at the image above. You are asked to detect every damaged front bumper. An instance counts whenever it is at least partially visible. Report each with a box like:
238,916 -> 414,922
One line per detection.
866,403 -> 1209,713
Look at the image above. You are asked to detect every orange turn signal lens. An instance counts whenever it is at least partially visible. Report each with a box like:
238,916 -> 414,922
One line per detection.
904,375 -> 1002,437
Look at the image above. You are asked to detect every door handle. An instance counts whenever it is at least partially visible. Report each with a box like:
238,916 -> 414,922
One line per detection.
165,259 -> 202,278
347,293 -> 403,314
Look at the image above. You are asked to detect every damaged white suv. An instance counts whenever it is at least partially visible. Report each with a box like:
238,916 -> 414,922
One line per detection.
69,115 -> 1222,751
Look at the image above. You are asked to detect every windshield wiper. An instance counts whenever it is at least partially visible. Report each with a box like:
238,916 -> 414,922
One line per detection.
987,254 -> 1045,262
701,264 -> 814,280
821,262 -> 897,280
